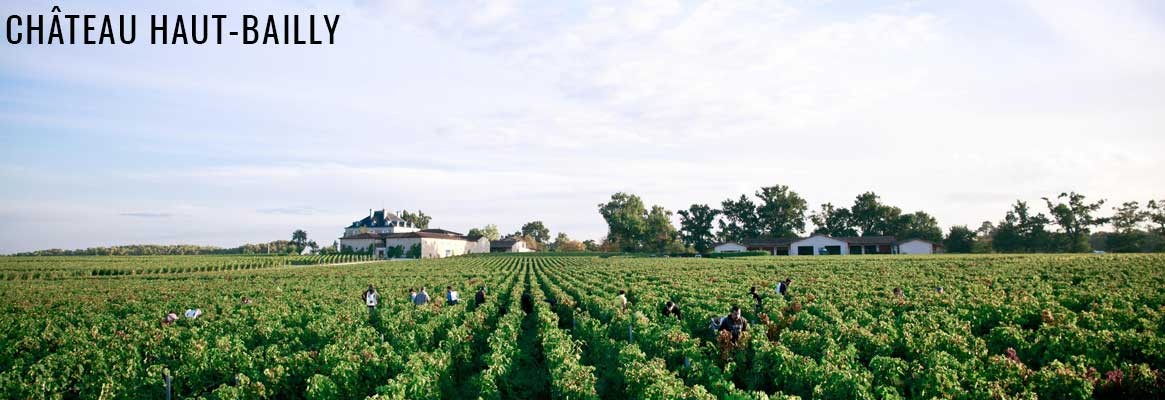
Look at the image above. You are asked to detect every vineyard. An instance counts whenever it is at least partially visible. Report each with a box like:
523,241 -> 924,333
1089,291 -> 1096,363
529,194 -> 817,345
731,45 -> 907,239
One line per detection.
1,254 -> 1163,399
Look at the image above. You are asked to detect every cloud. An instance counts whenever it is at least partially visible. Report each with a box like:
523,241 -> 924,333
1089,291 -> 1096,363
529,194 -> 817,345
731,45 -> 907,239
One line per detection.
256,206 -> 325,216
119,212 -> 175,218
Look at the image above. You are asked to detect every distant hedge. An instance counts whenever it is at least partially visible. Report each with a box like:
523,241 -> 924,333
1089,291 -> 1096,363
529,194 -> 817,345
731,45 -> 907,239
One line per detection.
706,251 -> 770,258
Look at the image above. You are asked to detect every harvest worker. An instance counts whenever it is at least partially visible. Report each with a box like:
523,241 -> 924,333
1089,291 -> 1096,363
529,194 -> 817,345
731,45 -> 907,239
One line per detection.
363,285 -> 379,309
662,301 -> 682,320
408,288 -> 417,303
184,309 -> 203,319
475,287 -> 487,304
718,306 -> 749,343
414,287 -> 430,306
446,286 -> 460,305
520,290 -> 534,314
749,286 -> 763,314
892,287 -> 905,298
617,290 -> 629,311
162,312 -> 180,325
776,278 -> 792,297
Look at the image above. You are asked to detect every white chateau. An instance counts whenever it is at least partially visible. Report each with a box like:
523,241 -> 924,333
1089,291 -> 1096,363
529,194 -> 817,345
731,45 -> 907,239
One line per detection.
338,209 -> 492,259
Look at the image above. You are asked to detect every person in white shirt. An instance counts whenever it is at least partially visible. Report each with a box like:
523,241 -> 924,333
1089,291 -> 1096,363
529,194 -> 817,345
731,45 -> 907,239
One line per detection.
446,286 -> 460,305
363,284 -> 379,309
617,290 -> 628,310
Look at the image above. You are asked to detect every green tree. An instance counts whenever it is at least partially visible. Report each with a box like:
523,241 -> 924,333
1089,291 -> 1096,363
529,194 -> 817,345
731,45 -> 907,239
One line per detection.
291,229 -> 308,248
895,211 -> 943,243
406,243 -> 422,258
644,206 -> 680,253
1147,199 -> 1165,235
754,184 -> 808,237
598,192 -> 648,252
677,204 -> 719,254
467,224 -> 501,241
1106,201 -> 1148,253
849,192 -> 902,236
521,221 -> 551,245
944,225 -> 977,253
551,232 -> 585,252
718,194 -> 760,241
400,210 -> 431,229
582,240 -> 599,252
810,203 -> 857,237
1042,192 -> 1108,252
992,201 -> 1052,252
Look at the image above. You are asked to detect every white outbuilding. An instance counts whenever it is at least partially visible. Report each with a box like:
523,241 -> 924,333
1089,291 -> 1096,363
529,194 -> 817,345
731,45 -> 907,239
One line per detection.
896,239 -> 943,255
788,234 -> 851,255
712,242 -> 748,253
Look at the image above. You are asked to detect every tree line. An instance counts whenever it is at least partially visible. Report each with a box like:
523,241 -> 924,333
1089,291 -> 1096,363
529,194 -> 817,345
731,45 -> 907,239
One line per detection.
595,186 -> 1164,254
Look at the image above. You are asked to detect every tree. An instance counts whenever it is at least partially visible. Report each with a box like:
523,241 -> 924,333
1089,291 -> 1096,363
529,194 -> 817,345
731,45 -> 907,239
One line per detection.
718,194 -> 760,241
400,210 -> 431,229
644,206 -> 679,253
972,221 -> 995,253
598,193 -> 648,252
467,224 -> 501,241
992,201 -> 1052,253
1043,192 -> 1108,252
291,229 -> 308,248
521,221 -> 551,244
582,240 -> 600,252
944,225 -> 977,253
810,203 -> 857,237
406,243 -> 422,258
1147,199 -> 1165,235
1111,201 -> 1147,233
1107,201 -> 1149,253
894,211 -> 943,243
677,204 -> 719,254
551,232 -> 585,252
754,184 -> 808,237
849,192 -> 902,236
386,245 -> 404,258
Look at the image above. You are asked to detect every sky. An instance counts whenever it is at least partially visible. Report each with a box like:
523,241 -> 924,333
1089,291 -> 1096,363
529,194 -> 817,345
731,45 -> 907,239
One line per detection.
1,0 -> 1163,253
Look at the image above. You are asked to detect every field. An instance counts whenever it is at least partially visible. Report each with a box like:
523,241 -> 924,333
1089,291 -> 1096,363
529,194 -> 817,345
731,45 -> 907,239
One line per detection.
1,254 -> 1163,399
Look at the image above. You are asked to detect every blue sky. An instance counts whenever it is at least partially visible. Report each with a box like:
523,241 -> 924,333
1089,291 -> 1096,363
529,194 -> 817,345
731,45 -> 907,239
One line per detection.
2,0 -> 1163,253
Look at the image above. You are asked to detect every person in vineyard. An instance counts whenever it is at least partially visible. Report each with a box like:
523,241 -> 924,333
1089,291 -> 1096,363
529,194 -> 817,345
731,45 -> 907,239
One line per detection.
162,312 -> 179,325
475,287 -> 486,305
749,286 -> 763,315
617,290 -> 629,311
708,315 -> 723,338
445,286 -> 460,305
414,287 -> 430,306
363,284 -> 379,309
662,301 -> 682,320
520,290 -> 534,314
776,278 -> 792,297
718,306 -> 749,343
408,288 -> 417,303
892,287 -> 905,299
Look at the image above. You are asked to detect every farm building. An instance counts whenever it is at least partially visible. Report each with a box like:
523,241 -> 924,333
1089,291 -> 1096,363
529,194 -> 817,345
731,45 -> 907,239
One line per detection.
712,242 -> 747,253
896,239 -> 944,254
713,235 -> 937,255
490,238 -> 534,253
338,209 -> 490,259
713,238 -> 799,255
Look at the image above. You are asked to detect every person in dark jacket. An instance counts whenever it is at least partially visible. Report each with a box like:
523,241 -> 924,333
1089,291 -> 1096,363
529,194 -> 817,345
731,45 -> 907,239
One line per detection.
475,287 -> 487,304
662,301 -> 682,320
749,286 -> 763,314
775,278 -> 792,297
520,290 -> 534,314
718,306 -> 749,343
